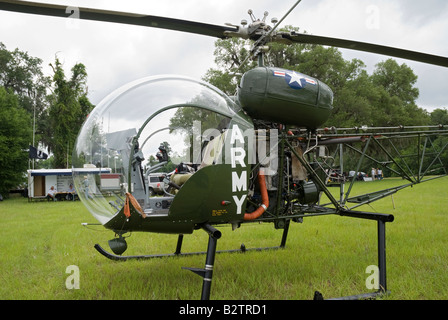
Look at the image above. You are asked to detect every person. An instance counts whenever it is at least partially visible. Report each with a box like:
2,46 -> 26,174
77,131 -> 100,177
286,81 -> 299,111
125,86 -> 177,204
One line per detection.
377,168 -> 383,180
67,183 -> 76,200
371,168 -> 377,181
47,186 -> 57,201
82,176 -> 93,199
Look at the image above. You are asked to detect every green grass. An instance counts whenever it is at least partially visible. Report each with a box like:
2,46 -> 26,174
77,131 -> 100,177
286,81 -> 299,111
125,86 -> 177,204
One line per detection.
0,177 -> 447,300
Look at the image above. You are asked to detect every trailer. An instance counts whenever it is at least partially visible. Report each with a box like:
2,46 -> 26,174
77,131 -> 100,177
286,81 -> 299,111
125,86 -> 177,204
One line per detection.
27,168 -> 111,201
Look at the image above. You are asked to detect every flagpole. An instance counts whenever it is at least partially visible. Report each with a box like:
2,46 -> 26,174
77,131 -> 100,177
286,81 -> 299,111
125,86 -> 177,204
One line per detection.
32,103 -> 36,169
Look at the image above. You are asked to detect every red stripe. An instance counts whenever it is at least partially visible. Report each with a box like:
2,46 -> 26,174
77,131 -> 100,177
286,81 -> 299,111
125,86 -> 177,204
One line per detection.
101,174 -> 120,179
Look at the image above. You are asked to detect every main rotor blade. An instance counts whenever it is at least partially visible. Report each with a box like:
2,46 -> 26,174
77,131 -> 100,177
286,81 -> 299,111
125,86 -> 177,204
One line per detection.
0,0 -> 236,39
287,32 -> 448,68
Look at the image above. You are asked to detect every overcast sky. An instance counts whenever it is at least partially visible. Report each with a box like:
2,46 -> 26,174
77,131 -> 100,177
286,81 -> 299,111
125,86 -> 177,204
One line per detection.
0,0 -> 447,113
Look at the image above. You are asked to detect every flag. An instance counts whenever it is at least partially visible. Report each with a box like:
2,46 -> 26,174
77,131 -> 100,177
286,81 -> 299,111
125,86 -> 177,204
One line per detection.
29,145 -> 48,160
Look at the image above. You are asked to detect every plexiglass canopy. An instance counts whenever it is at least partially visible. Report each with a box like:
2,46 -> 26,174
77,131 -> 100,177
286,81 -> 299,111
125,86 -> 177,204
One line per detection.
72,75 -> 240,225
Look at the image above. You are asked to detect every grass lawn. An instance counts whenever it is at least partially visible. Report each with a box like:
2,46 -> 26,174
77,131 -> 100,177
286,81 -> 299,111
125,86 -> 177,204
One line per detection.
0,177 -> 447,300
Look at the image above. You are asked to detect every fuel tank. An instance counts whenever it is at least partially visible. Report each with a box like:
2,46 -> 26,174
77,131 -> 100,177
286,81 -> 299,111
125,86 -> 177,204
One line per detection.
237,67 -> 333,129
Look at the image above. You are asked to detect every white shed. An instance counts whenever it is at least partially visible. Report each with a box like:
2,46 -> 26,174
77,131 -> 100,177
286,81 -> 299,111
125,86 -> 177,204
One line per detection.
27,168 -> 111,200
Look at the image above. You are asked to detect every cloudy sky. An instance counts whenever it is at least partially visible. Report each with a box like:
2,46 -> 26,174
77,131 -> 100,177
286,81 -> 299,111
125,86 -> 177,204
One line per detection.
0,0 -> 447,113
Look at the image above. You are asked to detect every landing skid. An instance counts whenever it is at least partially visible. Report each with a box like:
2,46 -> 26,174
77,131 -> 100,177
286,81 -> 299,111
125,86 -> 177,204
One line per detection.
94,221 -> 290,262
94,222 -> 290,300
94,241 -> 284,261
95,213 -> 392,300
314,289 -> 390,300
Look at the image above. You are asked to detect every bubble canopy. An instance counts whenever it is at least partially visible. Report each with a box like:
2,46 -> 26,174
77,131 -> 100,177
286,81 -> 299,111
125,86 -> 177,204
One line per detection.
72,75 -> 243,225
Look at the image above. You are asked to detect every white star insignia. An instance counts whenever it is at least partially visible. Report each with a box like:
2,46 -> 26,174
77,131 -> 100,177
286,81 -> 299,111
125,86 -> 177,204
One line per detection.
287,71 -> 305,87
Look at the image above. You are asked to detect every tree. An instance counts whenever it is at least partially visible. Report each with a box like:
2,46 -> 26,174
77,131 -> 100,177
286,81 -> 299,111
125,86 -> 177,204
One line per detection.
371,59 -> 419,105
430,108 -> 448,125
0,42 -> 50,146
46,58 -> 94,168
370,59 -> 428,126
429,108 -> 448,172
202,37 -> 257,96
0,87 -> 32,197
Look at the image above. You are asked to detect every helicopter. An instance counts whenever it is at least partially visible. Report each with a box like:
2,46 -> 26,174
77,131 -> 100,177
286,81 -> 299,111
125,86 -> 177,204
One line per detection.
1,0 -> 448,300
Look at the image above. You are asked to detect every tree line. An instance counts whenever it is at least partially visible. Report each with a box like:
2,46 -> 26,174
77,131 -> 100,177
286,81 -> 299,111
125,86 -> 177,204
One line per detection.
0,42 -> 93,196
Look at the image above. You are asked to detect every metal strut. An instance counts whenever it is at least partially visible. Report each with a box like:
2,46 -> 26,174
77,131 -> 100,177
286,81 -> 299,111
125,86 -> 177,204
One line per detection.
314,210 -> 394,300
183,223 -> 291,300
182,224 -> 221,300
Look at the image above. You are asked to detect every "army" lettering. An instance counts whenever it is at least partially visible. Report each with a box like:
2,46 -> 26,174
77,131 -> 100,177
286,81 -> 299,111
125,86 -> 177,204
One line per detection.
230,125 -> 247,214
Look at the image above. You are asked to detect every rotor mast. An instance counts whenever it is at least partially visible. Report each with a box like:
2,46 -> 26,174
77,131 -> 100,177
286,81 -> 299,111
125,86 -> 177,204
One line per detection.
226,0 -> 302,68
